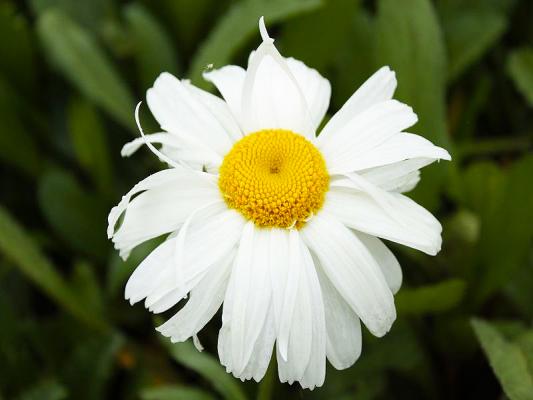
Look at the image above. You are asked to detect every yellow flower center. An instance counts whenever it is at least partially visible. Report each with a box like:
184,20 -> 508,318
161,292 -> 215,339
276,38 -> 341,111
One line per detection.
218,129 -> 329,229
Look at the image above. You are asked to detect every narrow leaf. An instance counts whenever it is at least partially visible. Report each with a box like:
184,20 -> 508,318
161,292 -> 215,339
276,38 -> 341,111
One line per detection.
38,168 -> 109,260
473,155 -> 533,304
16,381 -> 68,400
0,77 -> 41,177
375,0 -> 450,210
0,205 -> 108,331
333,9 -> 375,108
0,2 -> 36,92
280,0 -> 357,71
396,279 -> 466,316
71,260 -> 104,316
68,97 -> 113,194
164,339 -> 247,400
30,0 -> 112,34
507,47 -> 533,107
472,319 -> 533,400
125,3 -> 180,88
62,333 -> 124,400
444,10 -> 507,81
141,386 -> 215,400
256,360 -> 275,400
37,10 -> 135,131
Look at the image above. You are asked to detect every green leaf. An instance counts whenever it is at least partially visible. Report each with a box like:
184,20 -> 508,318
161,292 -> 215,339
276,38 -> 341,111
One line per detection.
71,260 -> 104,316
333,9 -> 375,108
0,2 -> 36,92
280,0 -> 358,72
396,279 -> 466,316
189,0 -> 322,88
141,386 -> 216,400
457,135 -> 532,159
460,161 -> 506,219
38,168 -> 109,260
375,0 -> 448,147
472,155 -> 533,304
507,47 -> 533,107
375,0 -> 450,210
0,77 -> 41,177
357,320 -> 427,373
505,249 -> 533,317
62,333 -> 124,400
471,319 -> 533,400
30,0 -> 113,35
256,360 -> 275,400
450,72 -> 493,140
0,205 -> 107,331
37,10 -> 135,131
164,340 -> 247,400
68,97 -> 113,194
157,0 -> 218,54
124,3 -> 180,89
444,10 -> 507,81
16,381 -> 68,400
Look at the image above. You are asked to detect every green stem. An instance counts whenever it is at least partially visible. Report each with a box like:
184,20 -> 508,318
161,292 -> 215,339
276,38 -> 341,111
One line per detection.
256,359 -> 276,400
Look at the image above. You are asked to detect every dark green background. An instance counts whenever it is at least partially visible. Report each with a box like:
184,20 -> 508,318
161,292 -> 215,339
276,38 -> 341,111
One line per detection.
0,0 -> 532,399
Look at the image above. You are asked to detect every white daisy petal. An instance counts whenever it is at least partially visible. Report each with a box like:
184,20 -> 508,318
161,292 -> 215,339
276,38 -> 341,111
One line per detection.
156,249 -> 235,342
207,56 -> 330,136
327,173 -> 442,255
314,257 -> 362,370
124,235 -> 175,305
286,57 -> 331,132
143,204 -> 245,312
346,132 -> 451,172
318,66 -> 397,142
121,131 -> 217,171
108,168 -> 219,259
203,65 -> 246,126
319,100 -> 418,174
352,232 -> 402,294
298,240 -> 326,390
147,72 -> 234,159
277,236 -> 326,389
269,229 -> 290,360
275,238 -> 311,385
221,223 -> 274,377
183,80 -> 243,143
241,36 -> 313,137
358,157 -> 430,193
121,132 -> 178,158
238,305 -> 276,382
218,325 -> 231,373
301,213 -> 396,337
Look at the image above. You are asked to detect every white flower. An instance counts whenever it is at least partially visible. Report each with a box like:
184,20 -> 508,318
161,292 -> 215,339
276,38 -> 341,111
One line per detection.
108,17 -> 450,389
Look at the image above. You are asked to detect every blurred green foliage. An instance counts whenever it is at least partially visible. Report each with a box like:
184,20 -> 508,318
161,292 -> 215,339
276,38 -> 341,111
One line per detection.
0,0 -> 532,398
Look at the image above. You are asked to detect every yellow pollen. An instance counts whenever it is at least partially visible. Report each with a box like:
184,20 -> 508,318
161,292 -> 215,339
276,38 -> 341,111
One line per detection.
218,129 -> 329,229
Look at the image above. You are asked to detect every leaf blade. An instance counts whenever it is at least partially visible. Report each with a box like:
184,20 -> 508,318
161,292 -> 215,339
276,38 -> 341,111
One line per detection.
375,0 -> 451,210
37,9 -> 135,131
163,339 -> 247,400
0,205 -> 108,331
396,279 -> 466,316
507,47 -> 533,107
471,319 -> 533,400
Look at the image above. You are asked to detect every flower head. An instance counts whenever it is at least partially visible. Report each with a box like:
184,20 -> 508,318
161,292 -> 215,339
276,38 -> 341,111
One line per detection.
108,17 -> 450,389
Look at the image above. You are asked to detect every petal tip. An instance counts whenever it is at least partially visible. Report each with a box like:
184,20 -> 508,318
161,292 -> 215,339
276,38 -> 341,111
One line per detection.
258,16 -> 273,43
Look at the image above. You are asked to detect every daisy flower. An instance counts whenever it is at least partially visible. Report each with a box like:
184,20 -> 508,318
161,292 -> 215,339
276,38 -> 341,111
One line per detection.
108,17 -> 450,389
